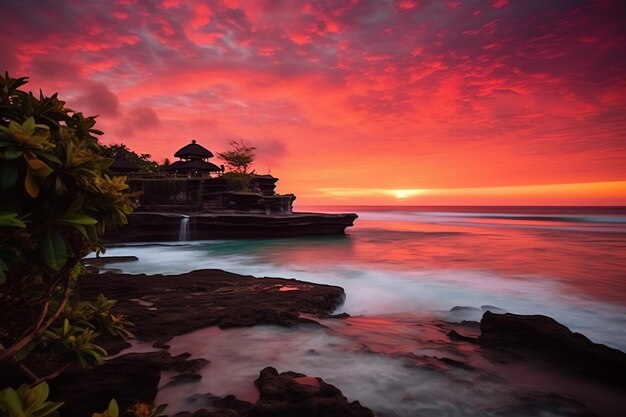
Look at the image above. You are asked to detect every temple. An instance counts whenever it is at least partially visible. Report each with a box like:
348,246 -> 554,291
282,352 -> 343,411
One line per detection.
105,139 -> 357,241
124,139 -> 295,214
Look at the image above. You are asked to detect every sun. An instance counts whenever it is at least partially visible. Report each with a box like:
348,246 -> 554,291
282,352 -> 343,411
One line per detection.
390,189 -> 425,200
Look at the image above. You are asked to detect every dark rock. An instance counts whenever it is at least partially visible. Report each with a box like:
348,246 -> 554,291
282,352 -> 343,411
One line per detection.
329,312 -> 351,319
212,395 -> 253,414
165,352 -> 209,374
175,410 -> 238,417
50,353 -> 161,416
178,393 -> 253,416
491,391 -> 597,417
50,351 -> 208,416
481,305 -> 505,314
104,212 -> 358,242
153,338 -> 172,349
166,373 -> 203,386
447,329 -> 477,343
479,311 -> 626,387
83,256 -> 139,266
438,357 -> 475,371
459,320 -> 480,327
450,306 -> 481,313
247,367 -> 375,417
447,306 -> 483,321
76,269 -> 346,340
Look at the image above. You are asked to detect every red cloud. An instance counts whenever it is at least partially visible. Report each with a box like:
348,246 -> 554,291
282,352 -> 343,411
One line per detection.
2,0 -> 625,204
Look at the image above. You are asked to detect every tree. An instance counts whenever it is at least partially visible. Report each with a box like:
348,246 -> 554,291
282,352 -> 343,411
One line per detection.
217,139 -> 256,174
0,72 -> 136,387
100,143 -> 159,173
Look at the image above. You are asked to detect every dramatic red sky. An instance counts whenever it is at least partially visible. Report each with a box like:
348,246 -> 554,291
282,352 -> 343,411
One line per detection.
3,0 -> 626,205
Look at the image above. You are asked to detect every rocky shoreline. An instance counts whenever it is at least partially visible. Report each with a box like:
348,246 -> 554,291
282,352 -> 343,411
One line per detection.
6,266 -> 624,416
52,268 -> 372,416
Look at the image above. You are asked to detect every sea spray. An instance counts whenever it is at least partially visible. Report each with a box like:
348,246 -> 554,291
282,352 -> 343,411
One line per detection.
100,206 -> 626,416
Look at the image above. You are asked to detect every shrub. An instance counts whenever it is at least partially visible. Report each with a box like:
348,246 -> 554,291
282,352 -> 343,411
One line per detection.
0,72 -> 136,384
222,172 -> 253,192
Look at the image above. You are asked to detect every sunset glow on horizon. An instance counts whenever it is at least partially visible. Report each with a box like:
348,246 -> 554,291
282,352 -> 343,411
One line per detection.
310,180 -> 626,206
3,0 -> 625,205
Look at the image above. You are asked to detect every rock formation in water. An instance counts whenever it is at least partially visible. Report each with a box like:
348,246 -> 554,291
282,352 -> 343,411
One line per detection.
479,311 -> 626,388
104,212 -> 358,241
246,366 -> 374,417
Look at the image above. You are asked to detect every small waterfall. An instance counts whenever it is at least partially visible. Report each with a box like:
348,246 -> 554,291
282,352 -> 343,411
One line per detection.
178,216 -> 190,241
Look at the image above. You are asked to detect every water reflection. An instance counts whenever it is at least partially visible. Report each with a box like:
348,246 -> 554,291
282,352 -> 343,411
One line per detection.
154,315 -> 622,417
102,208 -> 626,349
104,207 -> 626,416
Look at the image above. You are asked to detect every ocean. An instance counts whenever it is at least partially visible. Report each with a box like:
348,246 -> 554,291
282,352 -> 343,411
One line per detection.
101,206 -> 626,416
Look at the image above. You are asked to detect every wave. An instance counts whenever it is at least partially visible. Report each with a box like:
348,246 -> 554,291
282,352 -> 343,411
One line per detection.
356,210 -> 626,228
416,212 -> 626,224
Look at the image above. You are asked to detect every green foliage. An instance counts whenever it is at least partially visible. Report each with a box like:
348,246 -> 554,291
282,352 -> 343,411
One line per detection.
217,139 -> 256,174
92,399 -> 119,417
222,172 -> 252,192
0,72 -> 136,385
100,143 -> 158,173
0,382 -> 63,417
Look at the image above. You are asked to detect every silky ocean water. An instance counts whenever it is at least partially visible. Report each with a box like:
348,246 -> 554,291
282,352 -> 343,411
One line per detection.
100,206 -> 626,416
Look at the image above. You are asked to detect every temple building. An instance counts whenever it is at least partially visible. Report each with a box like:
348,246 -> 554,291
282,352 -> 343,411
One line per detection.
127,138 -> 295,214
162,140 -> 223,177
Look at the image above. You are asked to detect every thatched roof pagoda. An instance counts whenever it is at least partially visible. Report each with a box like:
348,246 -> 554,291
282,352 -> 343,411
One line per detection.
174,140 -> 214,159
163,139 -> 222,176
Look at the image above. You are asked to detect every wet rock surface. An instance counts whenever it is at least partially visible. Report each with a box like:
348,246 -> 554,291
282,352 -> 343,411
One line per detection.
6,270 -> 624,417
83,255 -> 140,266
52,269 -> 366,416
479,311 -> 626,388
77,269 -> 346,345
246,367 -> 375,417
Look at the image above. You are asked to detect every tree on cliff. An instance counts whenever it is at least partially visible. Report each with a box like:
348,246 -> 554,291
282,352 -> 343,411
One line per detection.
217,139 -> 256,174
0,73 -> 136,413
100,142 -> 159,173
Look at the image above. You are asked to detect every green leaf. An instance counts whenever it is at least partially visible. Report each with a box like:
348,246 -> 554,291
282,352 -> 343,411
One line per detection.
36,151 -> 61,165
39,230 -> 67,270
62,318 -> 70,337
59,213 -> 97,226
0,387 -> 23,416
2,148 -> 23,160
31,400 -> 64,417
65,194 -> 84,216
23,116 -> 36,134
83,348 -> 105,364
107,399 -> 119,417
0,212 -> 26,228
0,164 -> 18,189
25,382 -> 48,410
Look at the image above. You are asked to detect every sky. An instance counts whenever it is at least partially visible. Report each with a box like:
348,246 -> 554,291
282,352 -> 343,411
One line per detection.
2,0 -> 625,205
